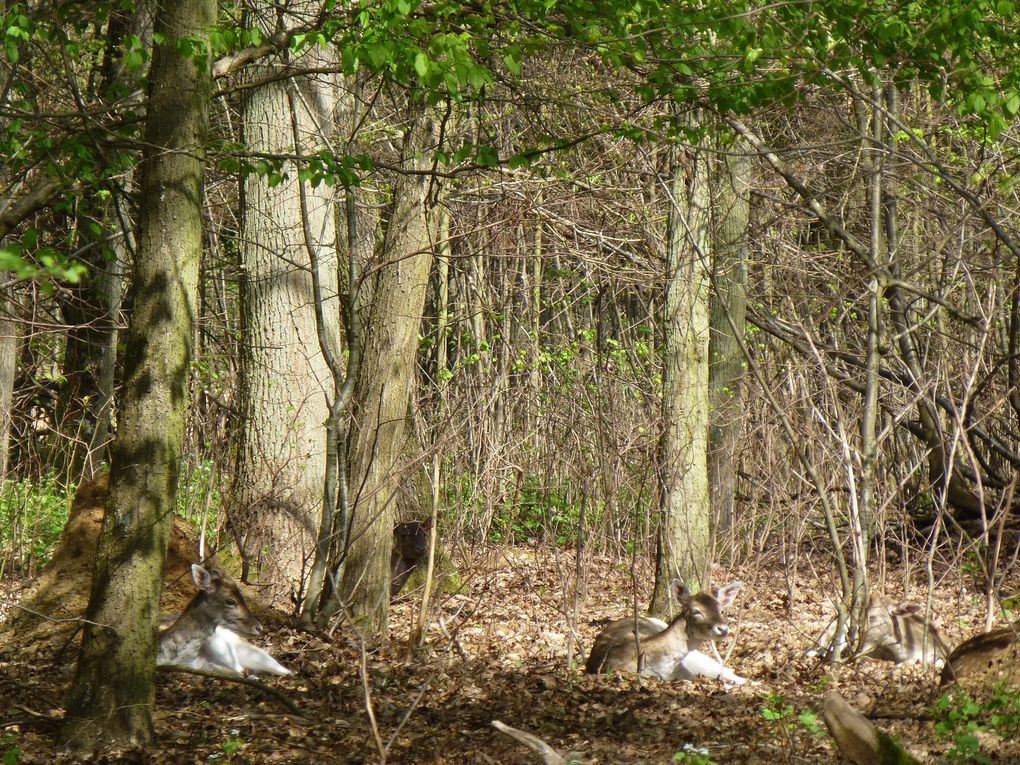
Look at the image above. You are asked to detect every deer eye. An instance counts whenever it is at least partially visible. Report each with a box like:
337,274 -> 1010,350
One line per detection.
224,598 -> 238,607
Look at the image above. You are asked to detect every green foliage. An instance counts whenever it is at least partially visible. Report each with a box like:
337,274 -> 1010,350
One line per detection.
488,475 -> 589,546
761,693 -> 825,759
0,475 -> 73,577
933,683 -> 1020,764
0,733 -> 22,765
206,729 -> 245,761
176,460 -> 222,531
0,242 -> 88,288
673,744 -> 719,764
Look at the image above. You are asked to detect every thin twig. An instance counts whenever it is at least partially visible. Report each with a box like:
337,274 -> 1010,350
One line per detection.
158,665 -> 304,718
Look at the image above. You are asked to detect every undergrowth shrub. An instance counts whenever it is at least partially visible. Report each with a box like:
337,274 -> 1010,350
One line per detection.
0,474 -> 72,579
933,682 -> 1020,764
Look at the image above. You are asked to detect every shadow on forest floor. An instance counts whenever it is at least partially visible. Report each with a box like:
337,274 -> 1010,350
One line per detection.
2,545 -> 1019,764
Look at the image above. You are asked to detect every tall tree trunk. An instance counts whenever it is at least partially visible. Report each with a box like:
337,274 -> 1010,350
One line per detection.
55,5 -> 146,481
652,112 -> 713,613
335,101 -> 436,636
0,291 -> 21,479
61,0 -> 212,748
708,138 -> 750,536
233,6 -> 339,599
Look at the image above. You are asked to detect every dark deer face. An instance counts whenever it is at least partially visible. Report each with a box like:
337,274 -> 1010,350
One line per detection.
393,522 -> 429,562
390,522 -> 430,597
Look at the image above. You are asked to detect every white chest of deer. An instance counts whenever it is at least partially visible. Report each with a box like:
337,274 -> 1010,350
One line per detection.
585,580 -> 741,680
157,564 -> 291,676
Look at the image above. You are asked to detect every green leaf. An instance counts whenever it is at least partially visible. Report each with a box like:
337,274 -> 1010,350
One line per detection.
414,50 -> 429,77
476,145 -> 498,167
504,48 -> 521,75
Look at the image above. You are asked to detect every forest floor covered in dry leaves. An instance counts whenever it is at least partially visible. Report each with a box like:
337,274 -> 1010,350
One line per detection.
2,541 -> 1018,764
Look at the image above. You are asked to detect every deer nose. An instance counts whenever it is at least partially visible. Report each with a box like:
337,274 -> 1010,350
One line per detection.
251,621 -> 264,636
714,625 -> 730,638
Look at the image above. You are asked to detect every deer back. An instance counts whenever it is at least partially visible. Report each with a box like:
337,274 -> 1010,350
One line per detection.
940,624 -> 1018,686
585,580 -> 741,680
157,564 -> 262,670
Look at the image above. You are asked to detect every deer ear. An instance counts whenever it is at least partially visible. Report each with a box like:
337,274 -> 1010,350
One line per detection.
191,564 -> 215,592
715,581 -> 742,609
671,578 -> 691,603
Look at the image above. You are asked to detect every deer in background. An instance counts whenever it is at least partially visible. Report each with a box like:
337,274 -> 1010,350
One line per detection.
158,564 -> 291,676
810,594 -> 949,665
391,521 -> 430,598
585,579 -> 743,682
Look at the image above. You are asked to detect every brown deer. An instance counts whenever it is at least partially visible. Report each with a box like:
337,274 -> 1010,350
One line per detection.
940,623 -> 1019,686
811,595 -> 949,665
585,579 -> 742,680
157,564 -> 290,676
391,521 -> 429,597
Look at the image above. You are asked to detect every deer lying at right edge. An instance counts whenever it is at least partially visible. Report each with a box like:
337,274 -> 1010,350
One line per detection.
157,564 -> 291,676
585,579 -> 743,682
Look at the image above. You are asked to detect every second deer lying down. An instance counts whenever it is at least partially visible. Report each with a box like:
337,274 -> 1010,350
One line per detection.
157,564 -> 291,676
810,595 -> 950,665
585,579 -> 742,682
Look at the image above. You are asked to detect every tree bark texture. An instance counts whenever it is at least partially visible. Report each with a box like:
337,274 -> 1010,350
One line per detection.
234,9 -> 339,598
336,103 -> 437,636
0,291 -> 21,479
708,139 -> 750,534
61,0 -> 212,749
652,118 -> 713,613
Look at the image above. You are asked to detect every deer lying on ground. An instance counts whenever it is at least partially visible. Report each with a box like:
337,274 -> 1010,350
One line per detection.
585,579 -> 743,682
391,521 -> 429,597
809,594 -> 949,665
157,564 -> 291,676
940,622 -> 1019,686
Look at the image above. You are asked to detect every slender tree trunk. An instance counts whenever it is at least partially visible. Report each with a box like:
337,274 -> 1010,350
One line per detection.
335,101 -> 437,636
234,6 -> 339,599
61,0 -> 212,748
55,5 -> 146,480
708,138 -> 750,536
0,291 -> 21,479
652,112 -> 713,613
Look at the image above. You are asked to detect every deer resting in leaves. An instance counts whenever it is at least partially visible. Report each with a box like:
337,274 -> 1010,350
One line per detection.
810,594 -> 949,665
157,564 -> 291,676
586,579 -> 742,681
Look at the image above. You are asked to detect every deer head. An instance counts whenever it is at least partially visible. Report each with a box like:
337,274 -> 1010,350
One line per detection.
391,521 -> 430,597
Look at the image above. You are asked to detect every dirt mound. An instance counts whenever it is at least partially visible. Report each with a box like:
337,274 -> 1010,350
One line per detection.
0,473 -> 202,660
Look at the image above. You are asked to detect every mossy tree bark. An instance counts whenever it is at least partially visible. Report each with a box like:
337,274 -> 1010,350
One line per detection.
708,140 -> 750,534
651,111 -> 713,614
334,102 -> 437,637
60,0 -> 212,749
